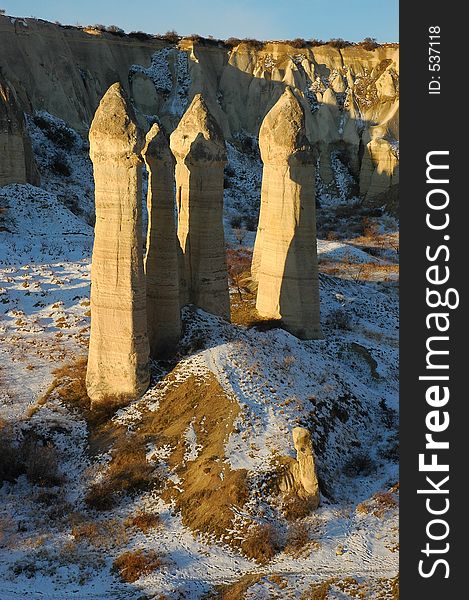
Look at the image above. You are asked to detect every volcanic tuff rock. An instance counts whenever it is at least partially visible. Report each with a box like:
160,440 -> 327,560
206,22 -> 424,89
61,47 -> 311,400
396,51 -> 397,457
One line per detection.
0,15 -> 398,201
142,123 -> 181,358
0,73 -> 39,187
254,88 -> 321,340
86,83 -> 150,404
170,94 -> 230,320
292,427 -> 320,505
278,427 -> 320,508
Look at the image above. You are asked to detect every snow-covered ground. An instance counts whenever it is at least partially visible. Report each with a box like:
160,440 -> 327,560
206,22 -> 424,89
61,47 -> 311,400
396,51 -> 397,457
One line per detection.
0,113 -> 398,598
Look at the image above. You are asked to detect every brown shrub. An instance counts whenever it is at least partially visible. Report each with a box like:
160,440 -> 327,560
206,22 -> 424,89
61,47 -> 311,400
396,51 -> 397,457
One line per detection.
124,511 -> 161,533
356,490 -> 398,518
300,578 -> 336,600
72,518 -> 128,548
358,37 -> 380,51
285,522 -> 311,556
240,523 -> 281,564
112,549 -> 164,583
24,441 -> 62,486
85,435 -> 156,510
288,38 -> 308,48
225,38 -> 264,50
209,573 -> 264,599
282,494 -> 317,521
0,422 -> 62,487
160,30 -> 179,43
327,38 -> 353,49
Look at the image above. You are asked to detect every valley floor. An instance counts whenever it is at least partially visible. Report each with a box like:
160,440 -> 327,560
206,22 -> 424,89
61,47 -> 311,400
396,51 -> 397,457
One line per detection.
0,184 -> 398,599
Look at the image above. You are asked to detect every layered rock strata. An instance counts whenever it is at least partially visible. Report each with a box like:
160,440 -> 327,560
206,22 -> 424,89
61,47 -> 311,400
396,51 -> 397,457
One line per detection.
170,94 -> 230,319
0,73 -> 39,187
253,88 -> 321,340
278,427 -> 320,509
86,83 -> 150,404
142,123 -> 181,358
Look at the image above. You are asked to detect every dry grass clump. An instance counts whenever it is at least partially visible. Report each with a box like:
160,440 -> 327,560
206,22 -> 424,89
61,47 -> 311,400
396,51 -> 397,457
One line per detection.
85,435 -> 158,511
24,440 -> 62,486
0,420 -> 62,487
300,578 -> 337,600
240,523 -> 281,564
208,573 -> 264,599
285,522 -> 312,556
71,518 -> 128,548
112,549 -> 165,583
29,357 -> 130,426
124,511 -> 161,533
356,490 -> 398,518
282,493 -> 317,521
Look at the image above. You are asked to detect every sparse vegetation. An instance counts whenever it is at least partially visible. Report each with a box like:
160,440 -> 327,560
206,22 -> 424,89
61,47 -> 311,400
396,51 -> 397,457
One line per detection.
124,511 -> 161,533
359,37 -> 379,51
282,493 -> 317,521
71,518 -> 128,548
112,549 -> 165,583
33,114 -> 76,150
85,435 -> 158,511
128,31 -> 153,41
326,307 -> 353,331
160,29 -> 179,43
0,421 -> 63,487
357,490 -> 398,518
240,523 -> 281,563
285,522 -> 311,555
50,151 -> 71,177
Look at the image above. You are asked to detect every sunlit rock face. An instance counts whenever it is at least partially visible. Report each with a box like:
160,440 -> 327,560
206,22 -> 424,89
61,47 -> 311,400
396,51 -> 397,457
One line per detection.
86,83 -> 150,405
254,88 -> 321,340
170,94 -> 230,320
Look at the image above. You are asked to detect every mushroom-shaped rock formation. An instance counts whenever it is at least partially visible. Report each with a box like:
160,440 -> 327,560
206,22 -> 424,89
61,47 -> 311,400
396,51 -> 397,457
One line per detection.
86,83 -> 150,406
253,87 -> 321,340
142,123 -> 181,358
170,94 -> 230,320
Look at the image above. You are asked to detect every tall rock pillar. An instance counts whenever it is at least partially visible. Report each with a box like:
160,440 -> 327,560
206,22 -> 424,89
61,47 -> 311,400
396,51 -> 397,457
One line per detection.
170,94 -> 230,320
86,83 -> 150,405
142,123 -> 181,358
254,88 -> 321,340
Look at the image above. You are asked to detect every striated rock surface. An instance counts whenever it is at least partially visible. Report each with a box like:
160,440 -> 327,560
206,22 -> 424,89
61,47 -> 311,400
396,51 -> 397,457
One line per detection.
292,427 -> 320,504
170,94 -> 230,319
0,15 -> 398,201
0,73 -> 39,187
86,83 -> 150,405
277,427 -> 320,509
142,123 -> 181,358
254,88 -> 321,340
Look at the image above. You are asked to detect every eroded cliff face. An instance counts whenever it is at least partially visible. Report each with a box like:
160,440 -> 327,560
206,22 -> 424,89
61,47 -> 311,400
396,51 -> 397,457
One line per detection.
0,72 -> 39,187
0,15 -> 399,200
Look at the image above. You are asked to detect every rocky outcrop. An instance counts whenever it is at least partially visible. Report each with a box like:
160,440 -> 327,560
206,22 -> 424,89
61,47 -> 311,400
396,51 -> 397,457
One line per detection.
170,94 -> 230,320
86,83 -> 150,405
0,16 -> 398,201
278,427 -> 320,508
142,123 -> 181,358
0,73 -> 39,187
254,88 -> 321,340
360,135 -> 399,200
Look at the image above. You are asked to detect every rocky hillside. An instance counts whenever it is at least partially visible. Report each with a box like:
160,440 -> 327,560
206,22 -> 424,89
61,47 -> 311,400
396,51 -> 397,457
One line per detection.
0,15 -> 398,204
